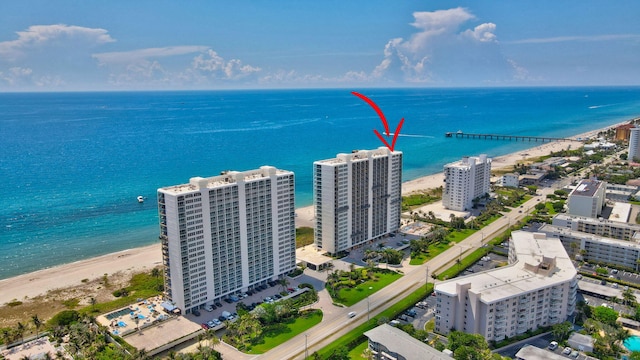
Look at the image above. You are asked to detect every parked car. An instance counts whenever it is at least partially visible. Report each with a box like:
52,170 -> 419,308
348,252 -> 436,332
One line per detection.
548,341 -> 558,350
192,309 -> 201,316
201,323 -> 209,329
570,350 -> 579,358
214,300 -> 222,307
204,305 -> 214,312
562,347 -> 572,355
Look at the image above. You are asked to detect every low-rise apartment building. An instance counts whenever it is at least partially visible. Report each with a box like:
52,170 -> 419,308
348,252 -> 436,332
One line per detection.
539,224 -> 640,271
552,213 -> 640,241
434,231 -> 577,341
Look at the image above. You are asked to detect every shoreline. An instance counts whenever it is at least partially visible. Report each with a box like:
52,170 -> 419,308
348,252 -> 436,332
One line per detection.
0,120 -> 630,305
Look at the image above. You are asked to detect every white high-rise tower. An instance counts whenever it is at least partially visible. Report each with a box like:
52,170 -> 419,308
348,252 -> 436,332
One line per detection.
157,166 -> 296,313
443,154 -> 491,211
628,126 -> 640,162
313,147 -> 402,255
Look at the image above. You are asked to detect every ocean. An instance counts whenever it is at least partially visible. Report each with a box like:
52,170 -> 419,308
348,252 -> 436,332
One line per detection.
1,87 -> 640,279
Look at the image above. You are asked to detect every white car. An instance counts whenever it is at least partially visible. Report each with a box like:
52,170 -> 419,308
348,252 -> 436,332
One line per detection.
562,347 -> 572,355
348,311 -> 356,318
548,341 -> 558,350
204,305 -> 214,312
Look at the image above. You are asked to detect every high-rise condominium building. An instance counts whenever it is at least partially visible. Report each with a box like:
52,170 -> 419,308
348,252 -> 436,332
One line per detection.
157,166 -> 296,313
442,154 -> 491,211
434,231 -> 577,341
313,147 -> 402,255
629,126 -> 640,162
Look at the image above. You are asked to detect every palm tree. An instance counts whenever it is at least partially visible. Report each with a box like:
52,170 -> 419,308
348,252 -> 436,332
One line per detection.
32,314 -> 42,340
206,329 -> 220,350
1,328 -> 12,347
279,277 -> 290,294
15,322 -> 25,344
623,288 -> 637,306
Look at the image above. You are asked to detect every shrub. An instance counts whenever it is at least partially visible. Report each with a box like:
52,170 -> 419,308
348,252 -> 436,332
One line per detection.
47,310 -> 80,327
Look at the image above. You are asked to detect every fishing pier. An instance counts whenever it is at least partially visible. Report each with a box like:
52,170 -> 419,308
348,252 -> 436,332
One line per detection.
445,131 -> 575,142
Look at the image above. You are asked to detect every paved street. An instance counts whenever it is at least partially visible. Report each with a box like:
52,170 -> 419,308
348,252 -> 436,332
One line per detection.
258,189 -> 550,359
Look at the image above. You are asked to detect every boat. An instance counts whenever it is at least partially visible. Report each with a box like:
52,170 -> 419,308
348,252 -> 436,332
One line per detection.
137,196 -> 144,203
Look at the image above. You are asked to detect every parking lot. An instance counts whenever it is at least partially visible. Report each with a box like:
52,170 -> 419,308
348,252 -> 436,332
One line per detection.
188,280 -> 308,332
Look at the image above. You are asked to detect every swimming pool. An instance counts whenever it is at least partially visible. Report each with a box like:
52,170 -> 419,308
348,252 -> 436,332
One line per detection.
624,336 -> 640,352
106,308 -> 133,320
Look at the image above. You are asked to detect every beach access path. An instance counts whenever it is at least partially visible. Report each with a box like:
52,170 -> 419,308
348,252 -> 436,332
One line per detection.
0,122 -> 620,305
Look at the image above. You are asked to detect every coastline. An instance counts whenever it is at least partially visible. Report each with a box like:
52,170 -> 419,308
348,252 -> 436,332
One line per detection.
0,120 -> 628,306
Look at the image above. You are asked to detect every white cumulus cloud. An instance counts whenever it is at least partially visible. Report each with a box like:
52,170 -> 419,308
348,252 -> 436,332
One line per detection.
0,24 -> 115,61
191,50 -> 261,80
366,7 -> 518,85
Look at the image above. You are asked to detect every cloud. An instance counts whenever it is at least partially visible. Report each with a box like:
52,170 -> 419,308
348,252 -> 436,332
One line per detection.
92,46 -> 209,64
367,7 -> 518,85
97,48 -> 262,88
0,24 -> 115,61
191,49 -> 261,80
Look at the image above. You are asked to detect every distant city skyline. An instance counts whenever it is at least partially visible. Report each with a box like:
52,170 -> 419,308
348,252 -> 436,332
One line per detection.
1,1 -> 640,91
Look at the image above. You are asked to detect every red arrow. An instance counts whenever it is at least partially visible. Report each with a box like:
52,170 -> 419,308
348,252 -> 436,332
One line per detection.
352,91 -> 404,152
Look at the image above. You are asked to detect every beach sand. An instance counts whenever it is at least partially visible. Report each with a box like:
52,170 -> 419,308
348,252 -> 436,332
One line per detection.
0,123 -> 626,306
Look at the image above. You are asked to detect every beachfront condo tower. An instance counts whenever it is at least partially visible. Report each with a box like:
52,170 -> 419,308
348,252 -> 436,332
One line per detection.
628,126 -> 640,162
313,147 -> 402,255
442,154 -> 491,211
434,231 -> 577,341
157,166 -> 296,313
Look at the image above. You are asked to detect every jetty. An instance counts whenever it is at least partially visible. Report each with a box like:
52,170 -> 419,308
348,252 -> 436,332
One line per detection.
445,131 -> 575,142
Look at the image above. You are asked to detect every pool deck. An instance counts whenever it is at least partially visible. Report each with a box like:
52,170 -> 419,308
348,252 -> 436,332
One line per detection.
97,295 -> 168,336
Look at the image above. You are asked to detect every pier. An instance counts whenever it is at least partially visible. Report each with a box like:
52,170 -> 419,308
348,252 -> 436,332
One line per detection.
445,131 -> 575,142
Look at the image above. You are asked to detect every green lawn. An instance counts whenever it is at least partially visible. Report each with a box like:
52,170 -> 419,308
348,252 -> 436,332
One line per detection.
446,228 -> 476,243
409,253 -> 428,265
348,340 -> 368,359
409,229 -> 476,266
246,309 -> 323,354
337,271 -> 402,307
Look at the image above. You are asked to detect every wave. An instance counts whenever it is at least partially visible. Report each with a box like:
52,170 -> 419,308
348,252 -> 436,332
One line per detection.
387,133 -> 435,138
181,117 -> 323,134
589,103 -> 618,109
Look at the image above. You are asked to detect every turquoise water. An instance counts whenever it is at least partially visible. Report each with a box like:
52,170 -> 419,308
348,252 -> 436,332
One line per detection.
624,336 -> 640,352
1,87 -> 640,279
623,336 -> 640,351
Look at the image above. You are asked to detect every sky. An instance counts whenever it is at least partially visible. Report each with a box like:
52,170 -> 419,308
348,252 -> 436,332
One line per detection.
1,1 -> 639,91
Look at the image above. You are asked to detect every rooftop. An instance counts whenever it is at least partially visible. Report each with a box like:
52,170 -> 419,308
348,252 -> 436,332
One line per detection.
314,147 -> 400,165
158,166 -> 292,195
570,179 -> 604,198
515,345 -> 568,360
539,224 -> 640,250
436,232 -> 576,302
364,324 -> 450,360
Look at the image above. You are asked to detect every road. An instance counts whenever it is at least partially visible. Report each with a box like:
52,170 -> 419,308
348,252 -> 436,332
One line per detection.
259,189 -> 552,359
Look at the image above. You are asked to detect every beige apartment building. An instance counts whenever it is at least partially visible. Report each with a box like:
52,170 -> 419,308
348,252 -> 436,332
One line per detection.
434,231 -> 577,341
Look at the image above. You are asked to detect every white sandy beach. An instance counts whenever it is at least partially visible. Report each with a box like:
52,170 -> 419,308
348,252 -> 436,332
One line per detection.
0,122 -> 627,306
